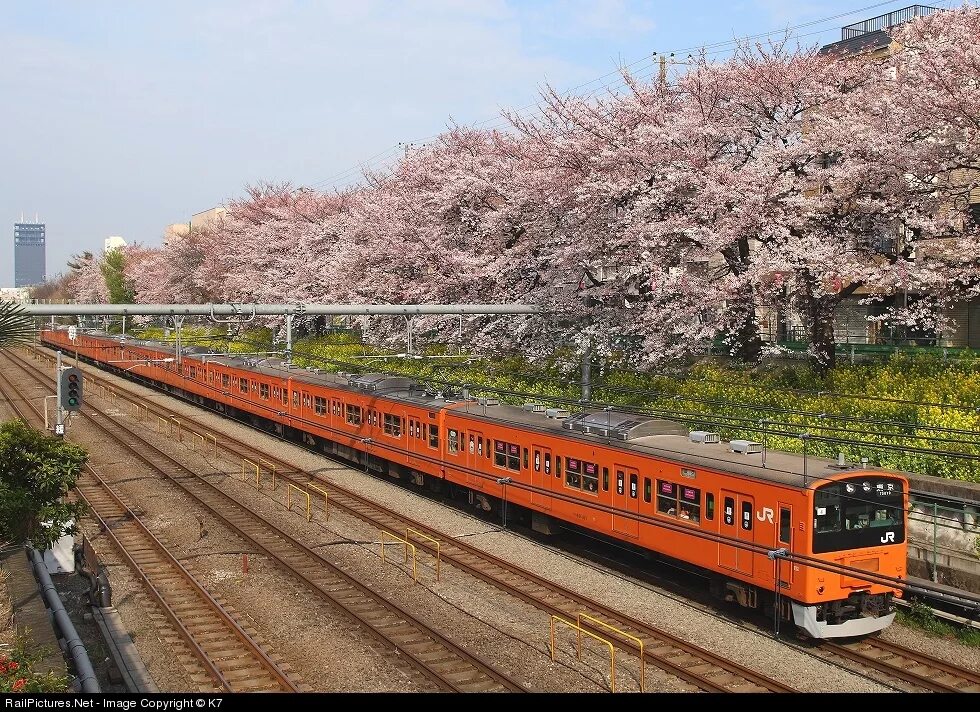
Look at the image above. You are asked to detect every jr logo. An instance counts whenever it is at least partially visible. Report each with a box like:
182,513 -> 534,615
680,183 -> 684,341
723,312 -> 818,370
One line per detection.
756,507 -> 774,524
880,532 -> 895,544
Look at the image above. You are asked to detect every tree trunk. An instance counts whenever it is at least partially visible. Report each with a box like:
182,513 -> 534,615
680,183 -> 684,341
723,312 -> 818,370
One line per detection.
720,238 -> 762,364
806,296 -> 837,376
580,344 -> 592,403
724,290 -> 763,364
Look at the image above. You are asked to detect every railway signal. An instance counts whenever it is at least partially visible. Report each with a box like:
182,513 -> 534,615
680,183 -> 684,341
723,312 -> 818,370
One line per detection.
60,366 -> 83,412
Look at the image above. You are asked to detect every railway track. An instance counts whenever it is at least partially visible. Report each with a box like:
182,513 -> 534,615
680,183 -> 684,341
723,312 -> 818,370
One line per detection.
822,637 -> 980,692
25,346 -> 802,693
5,349 -> 526,693
0,363 -> 303,693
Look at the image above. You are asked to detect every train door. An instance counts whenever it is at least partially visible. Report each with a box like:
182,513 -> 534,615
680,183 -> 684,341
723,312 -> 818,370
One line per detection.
407,416 -> 420,466
777,503 -> 794,587
612,466 -> 640,538
719,490 -> 754,576
530,445 -> 551,510
466,428 -> 486,486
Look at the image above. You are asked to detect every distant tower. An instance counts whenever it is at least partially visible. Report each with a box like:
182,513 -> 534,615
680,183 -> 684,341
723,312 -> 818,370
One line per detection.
14,217 -> 46,287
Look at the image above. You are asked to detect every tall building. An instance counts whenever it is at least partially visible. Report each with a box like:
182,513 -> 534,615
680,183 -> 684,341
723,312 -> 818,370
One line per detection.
14,219 -> 46,287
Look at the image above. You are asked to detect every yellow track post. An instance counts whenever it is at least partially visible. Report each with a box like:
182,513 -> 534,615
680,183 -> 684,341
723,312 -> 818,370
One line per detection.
169,416 -> 182,442
308,483 -> 328,517
286,483 -> 312,521
578,613 -> 644,692
550,615 -> 617,692
259,459 -> 277,489
380,531 -> 418,583
156,415 -> 168,434
406,528 -> 441,581
242,458 -> 259,485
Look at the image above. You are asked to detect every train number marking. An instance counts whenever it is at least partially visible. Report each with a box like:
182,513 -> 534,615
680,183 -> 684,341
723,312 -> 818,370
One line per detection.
880,532 -> 895,544
756,507 -> 774,524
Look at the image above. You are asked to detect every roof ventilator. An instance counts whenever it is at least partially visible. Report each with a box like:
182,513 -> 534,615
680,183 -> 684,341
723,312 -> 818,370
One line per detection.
478,397 -> 499,406
545,408 -> 571,419
689,431 -> 720,444
731,439 -> 762,455
523,403 -> 547,413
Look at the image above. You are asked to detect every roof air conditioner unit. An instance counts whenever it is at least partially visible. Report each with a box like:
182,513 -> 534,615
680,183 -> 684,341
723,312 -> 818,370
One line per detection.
545,408 -> 570,419
731,439 -> 762,455
689,431 -> 720,444
478,397 -> 499,406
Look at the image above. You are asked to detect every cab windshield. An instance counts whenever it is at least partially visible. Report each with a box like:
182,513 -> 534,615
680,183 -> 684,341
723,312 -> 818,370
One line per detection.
812,477 -> 905,554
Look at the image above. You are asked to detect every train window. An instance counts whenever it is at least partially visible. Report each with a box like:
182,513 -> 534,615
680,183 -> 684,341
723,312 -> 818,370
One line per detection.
565,458 -> 582,489
643,478 -> 652,503
680,485 -> 701,523
494,441 -> 507,468
416,421 -> 422,439
507,443 -> 520,471
346,404 -> 362,425
448,429 -> 459,454
487,442 -> 491,459
705,493 -> 715,521
724,497 -> 735,526
221,374 -> 230,388
469,435 -> 475,454
189,365 -> 197,379
629,473 -> 637,499
534,451 -> 541,472
292,391 -> 299,408
429,425 -> 439,449
779,507 -> 791,545
477,437 -> 483,456
282,389 -> 289,405
616,470 -> 624,495
314,396 -> 327,416
383,414 -> 402,437
544,454 -> 551,475
251,380 -> 258,393
583,463 -> 598,493
602,467 -> 609,492
239,378 -> 248,394
272,386 -> 280,400
741,501 -> 752,531
303,393 -> 312,409
556,456 -> 562,479
522,448 -> 528,470
657,480 -> 677,515
260,384 -> 270,400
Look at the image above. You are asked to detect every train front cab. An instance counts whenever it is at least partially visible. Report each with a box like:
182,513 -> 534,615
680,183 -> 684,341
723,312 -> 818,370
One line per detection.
796,473 -> 907,638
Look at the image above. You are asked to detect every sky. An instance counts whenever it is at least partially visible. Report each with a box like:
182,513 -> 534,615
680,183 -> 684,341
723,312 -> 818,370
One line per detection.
0,0 -> 966,286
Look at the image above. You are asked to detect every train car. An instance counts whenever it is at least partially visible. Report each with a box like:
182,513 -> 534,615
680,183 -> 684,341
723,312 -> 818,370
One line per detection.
41,328 -> 908,638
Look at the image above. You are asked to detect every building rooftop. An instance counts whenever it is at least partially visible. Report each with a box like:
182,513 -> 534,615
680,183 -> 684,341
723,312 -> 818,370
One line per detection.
819,5 -> 939,56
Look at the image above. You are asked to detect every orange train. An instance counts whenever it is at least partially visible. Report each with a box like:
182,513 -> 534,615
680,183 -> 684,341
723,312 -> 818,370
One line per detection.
41,328 -> 908,638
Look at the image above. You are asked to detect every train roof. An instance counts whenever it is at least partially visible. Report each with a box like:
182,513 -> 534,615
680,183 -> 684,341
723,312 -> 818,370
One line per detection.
96,331 -> 902,492
447,399 -> 881,491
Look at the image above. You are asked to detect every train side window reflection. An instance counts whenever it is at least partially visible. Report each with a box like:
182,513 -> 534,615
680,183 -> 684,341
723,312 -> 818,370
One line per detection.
779,507 -> 791,545
741,501 -> 753,530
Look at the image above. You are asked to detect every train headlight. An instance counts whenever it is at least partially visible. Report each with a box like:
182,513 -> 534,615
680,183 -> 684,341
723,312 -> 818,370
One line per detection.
845,484 -> 855,493
862,481 -> 871,492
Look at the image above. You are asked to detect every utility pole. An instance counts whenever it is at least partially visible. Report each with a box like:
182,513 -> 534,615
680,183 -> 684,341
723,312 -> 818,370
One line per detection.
55,351 -> 64,437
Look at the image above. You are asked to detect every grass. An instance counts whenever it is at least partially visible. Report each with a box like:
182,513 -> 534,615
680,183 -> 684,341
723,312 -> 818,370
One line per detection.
896,599 -> 980,647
